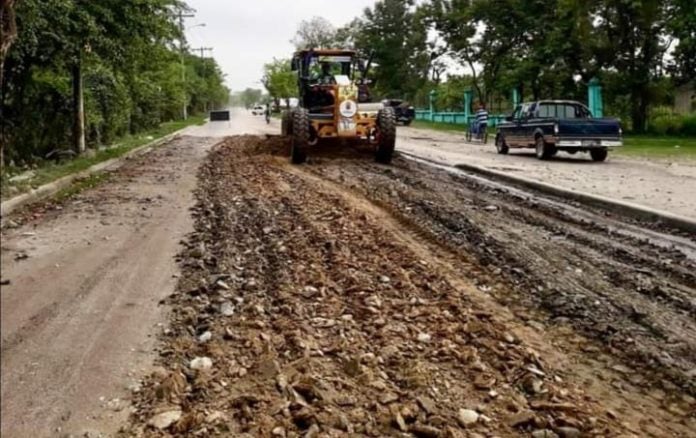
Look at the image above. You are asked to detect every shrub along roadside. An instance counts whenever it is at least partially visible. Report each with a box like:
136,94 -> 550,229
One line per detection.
647,107 -> 696,136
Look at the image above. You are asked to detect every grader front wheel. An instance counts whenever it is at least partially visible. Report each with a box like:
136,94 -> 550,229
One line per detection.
291,108 -> 309,164
375,107 -> 396,164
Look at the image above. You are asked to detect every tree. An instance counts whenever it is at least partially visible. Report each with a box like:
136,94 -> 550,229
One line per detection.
666,0 -> 696,85
1,0 -> 228,168
261,58 -> 295,108
595,0 -> 671,132
354,0 -> 430,100
239,88 -> 262,109
0,0 -> 17,91
1,0 -> 18,168
291,16 -> 338,49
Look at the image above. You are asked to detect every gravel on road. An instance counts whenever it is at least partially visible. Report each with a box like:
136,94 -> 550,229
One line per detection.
123,136 -> 695,437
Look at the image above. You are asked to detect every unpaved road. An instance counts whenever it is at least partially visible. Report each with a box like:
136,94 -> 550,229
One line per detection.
123,136 -> 695,436
396,127 -> 696,220
2,110 -> 695,437
0,136 -> 219,436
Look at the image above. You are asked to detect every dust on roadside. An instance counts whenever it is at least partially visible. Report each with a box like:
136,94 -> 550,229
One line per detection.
124,135 -> 694,437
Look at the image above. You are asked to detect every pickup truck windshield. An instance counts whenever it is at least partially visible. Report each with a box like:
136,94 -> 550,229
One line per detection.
538,103 -> 591,119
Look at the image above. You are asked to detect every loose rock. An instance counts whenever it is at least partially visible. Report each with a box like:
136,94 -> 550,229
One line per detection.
190,357 -> 213,371
148,409 -> 182,430
457,409 -> 479,426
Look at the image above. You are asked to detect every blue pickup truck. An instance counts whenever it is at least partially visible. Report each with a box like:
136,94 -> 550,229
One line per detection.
494,100 -> 623,162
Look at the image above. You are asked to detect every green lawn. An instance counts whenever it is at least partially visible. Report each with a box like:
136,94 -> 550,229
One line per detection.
2,116 -> 206,200
618,136 -> 696,158
409,119 -> 469,133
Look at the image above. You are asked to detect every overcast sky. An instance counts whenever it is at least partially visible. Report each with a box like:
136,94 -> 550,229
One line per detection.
184,1 -> 376,91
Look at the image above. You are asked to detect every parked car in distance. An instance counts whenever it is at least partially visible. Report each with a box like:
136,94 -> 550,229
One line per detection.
251,105 -> 265,116
382,99 -> 416,125
495,100 -> 623,162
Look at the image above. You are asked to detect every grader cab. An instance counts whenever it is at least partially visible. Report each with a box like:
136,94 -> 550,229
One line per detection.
281,49 -> 396,164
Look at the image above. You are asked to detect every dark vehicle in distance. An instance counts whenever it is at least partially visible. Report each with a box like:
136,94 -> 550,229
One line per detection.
382,99 -> 416,125
495,100 -> 623,162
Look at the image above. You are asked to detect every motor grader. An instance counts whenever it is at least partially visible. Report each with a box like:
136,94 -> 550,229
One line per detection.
281,49 -> 396,164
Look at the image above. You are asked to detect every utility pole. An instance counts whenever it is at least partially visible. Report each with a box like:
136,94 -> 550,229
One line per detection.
177,10 -> 194,120
72,53 -> 85,154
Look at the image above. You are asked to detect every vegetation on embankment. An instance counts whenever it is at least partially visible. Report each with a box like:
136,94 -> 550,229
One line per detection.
0,0 -> 228,173
1,116 -> 205,200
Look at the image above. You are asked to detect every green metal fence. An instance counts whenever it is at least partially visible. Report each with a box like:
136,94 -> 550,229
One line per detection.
415,80 -> 604,127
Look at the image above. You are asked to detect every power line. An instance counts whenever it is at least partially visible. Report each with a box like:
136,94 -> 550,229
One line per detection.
191,47 -> 213,58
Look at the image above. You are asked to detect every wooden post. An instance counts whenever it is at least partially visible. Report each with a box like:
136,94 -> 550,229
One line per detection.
72,57 -> 85,154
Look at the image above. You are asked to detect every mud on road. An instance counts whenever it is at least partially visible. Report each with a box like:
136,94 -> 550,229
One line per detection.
126,136 -> 695,437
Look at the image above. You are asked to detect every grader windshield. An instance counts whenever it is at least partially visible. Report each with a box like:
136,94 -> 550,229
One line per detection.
293,51 -> 357,83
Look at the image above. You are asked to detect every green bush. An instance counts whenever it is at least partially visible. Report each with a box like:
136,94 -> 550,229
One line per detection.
681,114 -> 696,136
650,114 -> 683,135
648,107 -> 696,136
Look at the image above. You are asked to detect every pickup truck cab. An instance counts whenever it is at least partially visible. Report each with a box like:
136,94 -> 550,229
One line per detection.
495,100 -> 623,162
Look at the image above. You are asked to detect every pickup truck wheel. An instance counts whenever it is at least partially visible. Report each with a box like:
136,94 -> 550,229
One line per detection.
495,135 -> 509,154
535,136 -> 555,160
590,148 -> 608,162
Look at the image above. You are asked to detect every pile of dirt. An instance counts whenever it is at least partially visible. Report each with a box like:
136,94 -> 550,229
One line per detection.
228,134 -> 291,157
122,136 -> 645,437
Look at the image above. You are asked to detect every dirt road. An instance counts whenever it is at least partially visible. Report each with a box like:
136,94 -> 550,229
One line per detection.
0,136 -> 221,436
123,136 -> 695,436
2,111 -> 694,437
396,127 -> 696,220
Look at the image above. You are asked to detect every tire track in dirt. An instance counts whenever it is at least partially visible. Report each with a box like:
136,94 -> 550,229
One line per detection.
305,152 -> 696,400
125,136 -> 693,437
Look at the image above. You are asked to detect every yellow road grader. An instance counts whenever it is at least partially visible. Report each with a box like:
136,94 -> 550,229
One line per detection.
281,49 -> 396,164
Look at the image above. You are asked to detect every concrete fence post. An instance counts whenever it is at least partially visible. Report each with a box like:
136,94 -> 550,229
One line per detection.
588,78 -> 603,118
512,87 -> 520,110
464,89 -> 473,124
429,90 -> 438,122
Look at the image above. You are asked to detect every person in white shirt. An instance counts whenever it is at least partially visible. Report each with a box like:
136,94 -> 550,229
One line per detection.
474,103 -> 489,137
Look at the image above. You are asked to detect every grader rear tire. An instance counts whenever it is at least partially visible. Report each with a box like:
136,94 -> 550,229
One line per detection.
376,107 -> 396,164
291,108 -> 309,164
